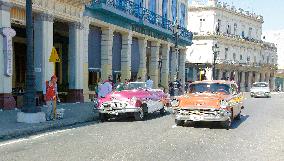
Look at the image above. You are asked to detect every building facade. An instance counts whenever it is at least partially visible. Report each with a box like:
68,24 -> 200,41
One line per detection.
0,0 -> 193,109
186,0 -> 277,92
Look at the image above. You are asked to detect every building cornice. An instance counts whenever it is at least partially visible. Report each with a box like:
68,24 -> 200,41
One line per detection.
189,5 -> 263,23
192,33 -> 277,52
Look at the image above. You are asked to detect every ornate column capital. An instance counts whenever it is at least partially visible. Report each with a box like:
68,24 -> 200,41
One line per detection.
70,22 -> 84,30
35,13 -> 54,22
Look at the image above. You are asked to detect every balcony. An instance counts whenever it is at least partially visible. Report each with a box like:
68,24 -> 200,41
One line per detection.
85,0 -> 193,46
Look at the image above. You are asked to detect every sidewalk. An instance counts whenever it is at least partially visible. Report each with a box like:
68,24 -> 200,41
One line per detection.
0,102 -> 98,140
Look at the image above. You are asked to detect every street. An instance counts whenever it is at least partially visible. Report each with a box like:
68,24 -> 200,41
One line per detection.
1,93 -> 284,161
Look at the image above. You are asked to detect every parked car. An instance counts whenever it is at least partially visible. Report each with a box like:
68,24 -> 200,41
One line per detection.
172,80 -> 244,129
94,82 -> 170,121
250,82 -> 271,98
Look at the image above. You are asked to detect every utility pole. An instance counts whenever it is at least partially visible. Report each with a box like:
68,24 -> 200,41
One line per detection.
22,0 -> 37,113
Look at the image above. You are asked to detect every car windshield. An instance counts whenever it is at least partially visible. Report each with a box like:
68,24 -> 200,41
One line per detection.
253,83 -> 268,87
125,82 -> 146,90
188,83 -> 231,94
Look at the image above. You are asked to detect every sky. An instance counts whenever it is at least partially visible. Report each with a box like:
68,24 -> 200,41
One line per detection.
188,0 -> 284,32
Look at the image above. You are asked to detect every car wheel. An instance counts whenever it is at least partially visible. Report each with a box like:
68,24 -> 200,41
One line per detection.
134,108 -> 145,121
221,118 -> 231,130
160,107 -> 166,115
175,119 -> 184,126
99,113 -> 108,122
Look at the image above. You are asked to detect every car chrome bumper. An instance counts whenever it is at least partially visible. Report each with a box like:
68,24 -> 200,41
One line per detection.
250,92 -> 270,97
174,109 -> 231,122
93,100 -> 140,115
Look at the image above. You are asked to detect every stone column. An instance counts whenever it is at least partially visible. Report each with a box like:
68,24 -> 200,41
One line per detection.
234,71 -> 239,83
34,13 -> 54,95
225,71 -> 230,80
137,38 -> 147,81
178,49 -> 186,92
217,69 -> 223,80
255,72 -> 260,82
149,41 -> 160,89
192,67 -> 197,81
161,43 -> 170,92
248,71 -> 253,90
170,49 -> 178,82
67,22 -> 84,103
240,71 -> 246,92
271,76 -> 275,91
101,28 -> 114,81
83,18 -> 90,102
0,1 -> 16,109
260,72 -> 265,82
120,32 -> 132,81
265,72 -> 270,83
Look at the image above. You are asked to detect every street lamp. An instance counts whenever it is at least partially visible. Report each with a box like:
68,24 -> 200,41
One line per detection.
22,0 -> 37,113
212,43 -> 220,80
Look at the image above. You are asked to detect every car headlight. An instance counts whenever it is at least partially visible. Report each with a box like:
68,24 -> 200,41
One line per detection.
220,100 -> 228,109
130,97 -> 137,104
171,98 -> 179,107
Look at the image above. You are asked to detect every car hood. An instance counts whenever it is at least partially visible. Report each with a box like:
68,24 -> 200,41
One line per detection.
177,93 -> 231,109
250,87 -> 270,92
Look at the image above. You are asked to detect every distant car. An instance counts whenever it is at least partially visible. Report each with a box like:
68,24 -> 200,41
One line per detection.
250,82 -> 271,98
94,82 -> 170,121
172,80 -> 244,129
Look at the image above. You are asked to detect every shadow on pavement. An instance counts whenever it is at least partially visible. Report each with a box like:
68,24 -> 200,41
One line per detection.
182,114 -> 250,130
103,112 -> 171,122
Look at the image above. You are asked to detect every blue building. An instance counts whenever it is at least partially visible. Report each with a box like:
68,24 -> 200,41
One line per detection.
0,0 -> 192,109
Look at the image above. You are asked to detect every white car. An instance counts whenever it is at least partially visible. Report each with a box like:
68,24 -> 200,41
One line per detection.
250,82 -> 271,98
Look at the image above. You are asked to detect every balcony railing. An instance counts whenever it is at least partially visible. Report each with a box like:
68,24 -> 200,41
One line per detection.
87,0 -> 193,42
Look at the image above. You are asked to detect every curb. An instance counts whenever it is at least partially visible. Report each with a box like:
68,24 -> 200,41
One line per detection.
0,114 -> 99,141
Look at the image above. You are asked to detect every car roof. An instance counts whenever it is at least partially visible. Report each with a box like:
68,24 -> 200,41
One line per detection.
191,80 -> 236,85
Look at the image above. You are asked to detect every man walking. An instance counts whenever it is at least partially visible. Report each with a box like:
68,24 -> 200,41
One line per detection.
43,75 -> 59,121
146,76 -> 153,89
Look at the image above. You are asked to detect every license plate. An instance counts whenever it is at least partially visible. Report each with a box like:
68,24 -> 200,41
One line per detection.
190,115 -> 203,121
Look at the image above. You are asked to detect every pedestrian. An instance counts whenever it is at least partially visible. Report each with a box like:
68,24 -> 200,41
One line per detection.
169,81 -> 175,97
98,80 -> 112,98
146,76 -> 153,89
43,75 -> 59,121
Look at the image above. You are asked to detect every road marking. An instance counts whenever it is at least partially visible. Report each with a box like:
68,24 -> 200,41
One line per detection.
172,125 -> 177,128
0,128 -> 75,147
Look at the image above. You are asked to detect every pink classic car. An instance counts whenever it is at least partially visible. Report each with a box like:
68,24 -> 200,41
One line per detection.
94,82 -> 170,121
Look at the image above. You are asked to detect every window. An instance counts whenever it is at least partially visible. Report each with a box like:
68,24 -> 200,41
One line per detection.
247,56 -> 250,62
199,18 -> 205,32
233,23 -> 238,35
233,53 -> 236,61
134,0 -> 142,5
225,48 -> 228,60
254,56 -> 256,63
216,19 -> 221,33
248,27 -> 252,38
242,31 -> 245,38
227,25 -> 231,34
267,56 -> 269,63
240,54 -> 243,60
162,0 -> 168,18
179,3 -> 186,27
149,0 -> 156,13
171,0 -> 177,22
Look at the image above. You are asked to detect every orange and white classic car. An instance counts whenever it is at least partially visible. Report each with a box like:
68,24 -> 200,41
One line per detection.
171,80 -> 244,129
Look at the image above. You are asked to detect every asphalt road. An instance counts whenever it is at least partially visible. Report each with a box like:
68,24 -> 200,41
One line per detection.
1,93 -> 284,161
